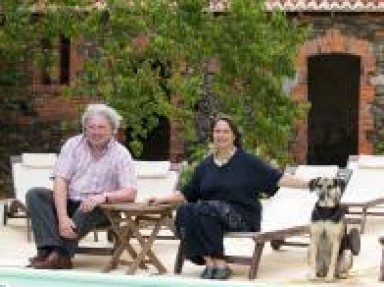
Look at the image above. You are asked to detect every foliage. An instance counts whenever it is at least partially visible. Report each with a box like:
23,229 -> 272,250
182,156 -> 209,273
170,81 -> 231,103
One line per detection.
375,141 -> 384,155
0,0 -> 308,165
0,0 -> 34,113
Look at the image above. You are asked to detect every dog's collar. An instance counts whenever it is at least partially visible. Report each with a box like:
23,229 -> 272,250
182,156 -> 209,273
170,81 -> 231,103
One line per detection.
311,204 -> 346,222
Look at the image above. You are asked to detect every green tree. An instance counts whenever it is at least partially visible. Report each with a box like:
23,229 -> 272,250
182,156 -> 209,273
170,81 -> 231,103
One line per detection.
0,0 -> 35,114
1,0 -> 308,165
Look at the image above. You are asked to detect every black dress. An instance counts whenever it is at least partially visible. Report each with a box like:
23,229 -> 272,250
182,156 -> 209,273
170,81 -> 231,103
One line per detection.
175,148 -> 282,265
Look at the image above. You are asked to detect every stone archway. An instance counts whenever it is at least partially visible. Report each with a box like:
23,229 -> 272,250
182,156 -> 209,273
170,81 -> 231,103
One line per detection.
291,29 -> 375,164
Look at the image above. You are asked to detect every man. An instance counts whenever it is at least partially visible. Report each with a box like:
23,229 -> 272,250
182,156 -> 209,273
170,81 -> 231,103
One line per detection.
26,103 -> 137,269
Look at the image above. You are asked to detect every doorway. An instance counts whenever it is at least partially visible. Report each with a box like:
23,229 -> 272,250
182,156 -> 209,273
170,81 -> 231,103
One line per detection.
307,53 -> 360,167
125,116 -> 170,160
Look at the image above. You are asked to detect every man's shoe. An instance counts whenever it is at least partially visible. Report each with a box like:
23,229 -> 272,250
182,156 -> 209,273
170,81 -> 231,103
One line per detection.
28,249 -> 50,266
31,251 -> 72,269
200,266 -> 216,279
212,266 -> 232,280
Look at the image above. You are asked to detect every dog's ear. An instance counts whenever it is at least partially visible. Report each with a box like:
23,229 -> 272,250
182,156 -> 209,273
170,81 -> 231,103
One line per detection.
335,178 -> 346,192
308,177 -> 320,191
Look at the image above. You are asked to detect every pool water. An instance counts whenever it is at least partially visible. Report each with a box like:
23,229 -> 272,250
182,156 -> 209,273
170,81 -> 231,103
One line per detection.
0,267 -> 266,287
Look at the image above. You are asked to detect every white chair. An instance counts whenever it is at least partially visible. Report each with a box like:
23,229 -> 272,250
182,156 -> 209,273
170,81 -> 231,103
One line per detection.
135,160 -> 180,202
342,154 -> 384,232
261,165 -> 338,233
6,153 -> 57,241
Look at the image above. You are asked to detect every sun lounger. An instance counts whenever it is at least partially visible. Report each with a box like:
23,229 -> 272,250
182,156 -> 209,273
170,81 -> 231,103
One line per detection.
342,155 -> 384,232
135,160 -> 181,202
174,165 -> 339,279
5,153 -> 57,241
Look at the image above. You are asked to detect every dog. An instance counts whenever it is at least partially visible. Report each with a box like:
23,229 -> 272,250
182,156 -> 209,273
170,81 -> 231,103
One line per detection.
308,177 -> 353,282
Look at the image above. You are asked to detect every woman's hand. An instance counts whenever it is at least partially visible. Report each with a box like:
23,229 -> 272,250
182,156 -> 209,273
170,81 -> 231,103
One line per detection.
278,173 -> 309,189
147,196 -> 163,205
147,191 -> 185,206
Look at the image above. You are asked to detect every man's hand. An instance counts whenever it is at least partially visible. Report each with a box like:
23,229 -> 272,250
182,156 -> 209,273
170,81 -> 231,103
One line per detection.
58,216 -> 78,239
79,193 -> 106,213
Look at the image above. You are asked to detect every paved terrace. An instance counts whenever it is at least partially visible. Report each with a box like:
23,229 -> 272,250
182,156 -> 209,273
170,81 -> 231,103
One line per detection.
0,214 -> 383,286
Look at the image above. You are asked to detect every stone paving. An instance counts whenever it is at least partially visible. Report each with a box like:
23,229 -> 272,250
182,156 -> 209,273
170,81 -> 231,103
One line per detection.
0,214 -> 383,286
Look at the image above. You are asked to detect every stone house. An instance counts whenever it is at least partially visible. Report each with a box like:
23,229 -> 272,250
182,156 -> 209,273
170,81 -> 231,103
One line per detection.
2,0 -> 384,195
265,0 -> 384,166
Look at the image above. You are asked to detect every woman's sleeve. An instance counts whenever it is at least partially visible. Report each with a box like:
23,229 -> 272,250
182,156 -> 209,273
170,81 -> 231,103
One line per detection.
180,165 -> 202,202
251,155 -> 283,197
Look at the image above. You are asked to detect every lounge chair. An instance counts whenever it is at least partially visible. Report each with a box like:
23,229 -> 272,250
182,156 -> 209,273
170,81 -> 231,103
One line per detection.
174,165 -> 339,279
342,154 -> 384,233
135,161 -> 181,202
5,153 -> 57,241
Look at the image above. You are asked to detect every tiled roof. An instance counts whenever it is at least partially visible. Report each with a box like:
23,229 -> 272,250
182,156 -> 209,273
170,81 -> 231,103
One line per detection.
91,1 -> 384,13
265,1 -> 384,12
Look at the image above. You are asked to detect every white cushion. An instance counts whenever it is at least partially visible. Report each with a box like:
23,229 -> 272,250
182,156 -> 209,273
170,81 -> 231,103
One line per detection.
262,188 -> 316,232
135,160 -> 171,178
261,165 -> 338,232
12,163 -> 54,204
294,165 -> 338,180
357,154 -> 384,169
21,153 -> 57,168
135,170 -> 179,202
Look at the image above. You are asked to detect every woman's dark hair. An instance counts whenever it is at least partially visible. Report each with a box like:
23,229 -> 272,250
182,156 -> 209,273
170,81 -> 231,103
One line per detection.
210,114 -> 243,148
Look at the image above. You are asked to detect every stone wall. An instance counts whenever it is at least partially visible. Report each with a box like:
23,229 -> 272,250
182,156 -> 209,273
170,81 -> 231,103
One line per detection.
0,91 -> 81,198
290,13 -> 384,163
0,92 -> 186,198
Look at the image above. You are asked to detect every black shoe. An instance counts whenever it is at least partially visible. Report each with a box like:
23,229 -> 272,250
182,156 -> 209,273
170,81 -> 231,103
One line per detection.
200,266 -> 215,279
213,266 -> 232,280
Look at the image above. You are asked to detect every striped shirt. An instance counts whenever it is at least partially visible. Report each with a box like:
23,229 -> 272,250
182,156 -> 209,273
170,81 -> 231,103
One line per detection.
53,134 -> 137,201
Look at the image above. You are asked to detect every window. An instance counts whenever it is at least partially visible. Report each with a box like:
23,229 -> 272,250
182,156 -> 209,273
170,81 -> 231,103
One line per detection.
40,35 -> 71,85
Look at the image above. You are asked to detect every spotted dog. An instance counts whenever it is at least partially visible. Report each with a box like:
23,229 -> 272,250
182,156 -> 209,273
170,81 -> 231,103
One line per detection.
308,177 -> 354,282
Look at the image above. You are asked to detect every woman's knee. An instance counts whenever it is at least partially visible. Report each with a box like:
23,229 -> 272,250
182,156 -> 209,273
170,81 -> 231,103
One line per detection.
175,203 -> 195,236
176,203 -> 195,221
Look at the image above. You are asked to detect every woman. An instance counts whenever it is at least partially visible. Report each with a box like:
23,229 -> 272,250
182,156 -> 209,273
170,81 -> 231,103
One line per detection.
148,115 -> 308,280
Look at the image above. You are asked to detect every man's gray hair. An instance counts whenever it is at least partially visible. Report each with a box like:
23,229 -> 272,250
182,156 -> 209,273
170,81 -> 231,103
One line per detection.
81,103 -> 122,134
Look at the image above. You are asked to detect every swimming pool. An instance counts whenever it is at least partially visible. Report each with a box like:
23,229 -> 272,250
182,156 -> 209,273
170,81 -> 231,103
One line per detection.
0,267 -> 266,287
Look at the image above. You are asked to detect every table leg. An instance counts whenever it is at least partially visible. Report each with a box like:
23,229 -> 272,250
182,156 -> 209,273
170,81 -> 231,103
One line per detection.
101,207 -> 174,275
102,211 -> 146,272
126,216 -> 167,274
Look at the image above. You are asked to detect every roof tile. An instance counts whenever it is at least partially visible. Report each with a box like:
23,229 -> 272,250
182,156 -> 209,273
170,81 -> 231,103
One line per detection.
265,0 -> 384,12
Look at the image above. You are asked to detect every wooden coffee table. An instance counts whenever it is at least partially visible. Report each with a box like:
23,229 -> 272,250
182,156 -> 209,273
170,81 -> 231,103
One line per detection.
101,202 -> 177,275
